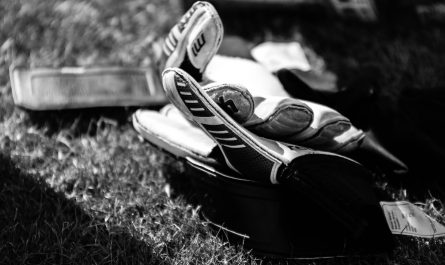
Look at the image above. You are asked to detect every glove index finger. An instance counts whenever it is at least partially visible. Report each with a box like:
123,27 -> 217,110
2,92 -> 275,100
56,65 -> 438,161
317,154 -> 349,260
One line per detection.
244,96 -> 314,138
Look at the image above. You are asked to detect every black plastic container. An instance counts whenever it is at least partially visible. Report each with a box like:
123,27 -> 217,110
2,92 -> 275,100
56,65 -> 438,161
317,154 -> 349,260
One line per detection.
185,158 -> 394,259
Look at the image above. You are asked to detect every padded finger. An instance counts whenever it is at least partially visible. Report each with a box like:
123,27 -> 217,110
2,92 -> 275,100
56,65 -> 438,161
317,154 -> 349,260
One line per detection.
162,83 -> 255,125
133,107 -> 218,164
244,96 -> 313,137
161,1 -> 223,81
242,96 -> 364,153
284,100 -> 365,153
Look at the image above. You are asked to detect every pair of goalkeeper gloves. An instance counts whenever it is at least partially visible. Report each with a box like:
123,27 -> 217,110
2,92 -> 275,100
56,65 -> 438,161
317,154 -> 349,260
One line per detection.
133,1 -> 404,237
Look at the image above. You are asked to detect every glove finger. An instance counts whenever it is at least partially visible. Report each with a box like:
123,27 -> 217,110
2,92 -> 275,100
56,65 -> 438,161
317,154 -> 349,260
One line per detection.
235,94 -> 364,153
284,100 -> 365,153
133,107 -> 218,165
161,1 -> 223,81
162,84 -> 254,126
244,96 -> 313,137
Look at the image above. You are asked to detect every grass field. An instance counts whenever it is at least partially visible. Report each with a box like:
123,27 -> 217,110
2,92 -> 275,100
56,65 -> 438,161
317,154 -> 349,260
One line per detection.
1,0 -> 445,264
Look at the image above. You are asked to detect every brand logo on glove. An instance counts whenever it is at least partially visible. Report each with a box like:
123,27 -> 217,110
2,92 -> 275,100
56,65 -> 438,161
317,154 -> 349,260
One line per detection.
218,96 -> 238,115
192,33 -> 206,56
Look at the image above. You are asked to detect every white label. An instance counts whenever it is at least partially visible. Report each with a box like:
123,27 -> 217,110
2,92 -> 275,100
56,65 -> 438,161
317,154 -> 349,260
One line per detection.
380,201 -> 445,238
251,42 -> 311,72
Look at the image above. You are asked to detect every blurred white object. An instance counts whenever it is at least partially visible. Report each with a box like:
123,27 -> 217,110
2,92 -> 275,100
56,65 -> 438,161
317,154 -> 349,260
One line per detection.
380,201 -> 445,238
330,0 -> 378,22
9,65 -> 166,110
416,4 -> 445,23
250,42 -> 311,72
205,54 -> 289,97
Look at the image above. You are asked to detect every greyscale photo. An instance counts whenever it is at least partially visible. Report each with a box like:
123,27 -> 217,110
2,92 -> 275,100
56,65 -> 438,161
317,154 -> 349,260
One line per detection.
1,0 -> 445,264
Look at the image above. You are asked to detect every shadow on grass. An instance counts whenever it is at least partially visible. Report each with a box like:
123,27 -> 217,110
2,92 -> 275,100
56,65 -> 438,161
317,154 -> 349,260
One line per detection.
0,154 -> 160,264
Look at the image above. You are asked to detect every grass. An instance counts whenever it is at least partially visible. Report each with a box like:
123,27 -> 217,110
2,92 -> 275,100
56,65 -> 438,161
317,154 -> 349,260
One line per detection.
1,0 -> 445,264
